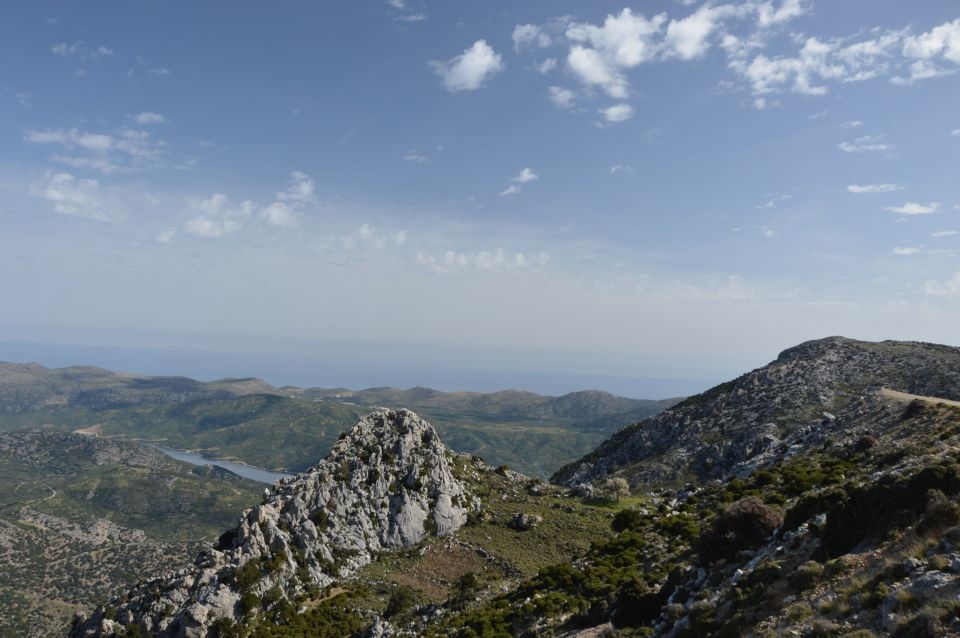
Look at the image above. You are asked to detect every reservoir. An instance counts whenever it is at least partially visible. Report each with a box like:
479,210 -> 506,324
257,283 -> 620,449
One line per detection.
151,445 -> 293,484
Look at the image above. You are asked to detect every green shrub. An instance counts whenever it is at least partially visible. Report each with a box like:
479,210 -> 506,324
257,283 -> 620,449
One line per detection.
385,586 -> 417,618
789,560 -> 824,591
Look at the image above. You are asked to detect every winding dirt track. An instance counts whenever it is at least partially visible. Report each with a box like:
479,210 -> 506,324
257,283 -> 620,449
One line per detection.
880,388 -> 960,409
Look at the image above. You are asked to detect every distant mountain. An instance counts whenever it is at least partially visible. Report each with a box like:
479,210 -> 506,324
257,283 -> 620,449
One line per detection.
552,337 -> 960,486
0,361 -> 281,413
0,363 -> 680,477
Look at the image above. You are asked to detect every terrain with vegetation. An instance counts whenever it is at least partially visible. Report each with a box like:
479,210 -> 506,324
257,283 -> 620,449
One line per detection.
53,337 -> 960,637
0,362 -> 676,478
0,432 -> 264,638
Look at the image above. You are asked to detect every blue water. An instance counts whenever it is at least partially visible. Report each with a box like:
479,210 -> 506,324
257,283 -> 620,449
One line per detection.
151,445 -> 293,484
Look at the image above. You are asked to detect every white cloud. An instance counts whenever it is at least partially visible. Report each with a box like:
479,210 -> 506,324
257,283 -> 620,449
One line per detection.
499,168 -> 539,196
537,58 -> 558,73
843,120 -> 864,128
431,40 -> 504,92
932,230 -> 958,238
402,151 -> 428,163
276,171 -> 315,203
952,129 -> 960,137
885,202 -> 941,215
50,155 -> 122,174
609,165 -> 633,175
156,228 -> 177,243
183,194 -> 253,238
892,246 -> 921,256
565,9 -> 666,98
51,41 -> 113,59
847,183 -> 903,194
387,0 -> 405,8
755,0 -> 810,29
260,202 -> 298,227
512,168 -> 539,183
132,112 -> 166,125
416,249 -> 548,273
753,97 -> 779,110
733,31 -> 904,97
25,126 -> 166,172
602,104 -> 634,122
898,19 -> 960,83
548,86 -> 576,109
513,24 -> 552,51
665,4 -> 745,61
924,271 -> 960,298
29,171 -> 110,221
838,135 -> 891,154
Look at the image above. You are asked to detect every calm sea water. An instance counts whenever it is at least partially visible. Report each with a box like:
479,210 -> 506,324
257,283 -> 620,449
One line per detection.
151,445 -> 292,484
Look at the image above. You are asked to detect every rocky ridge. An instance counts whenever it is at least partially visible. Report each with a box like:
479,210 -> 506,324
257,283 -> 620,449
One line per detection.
553,337 -> 960,487
70,409 -> 476,637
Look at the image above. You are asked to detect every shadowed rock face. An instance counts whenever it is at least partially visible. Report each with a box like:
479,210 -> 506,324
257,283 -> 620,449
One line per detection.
71,409 -> 476,638
552,337 -> 960,487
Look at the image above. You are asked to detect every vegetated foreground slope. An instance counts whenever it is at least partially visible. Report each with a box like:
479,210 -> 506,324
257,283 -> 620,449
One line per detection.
0,432 -> 263,638
60,335 -> 960,638
553,337 -> 960,487
0,363 -> 679,477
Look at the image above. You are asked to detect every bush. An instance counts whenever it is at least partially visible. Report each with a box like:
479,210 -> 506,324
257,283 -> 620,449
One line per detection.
698,497 -> 783,563
597,478 -> 631,503
612,508 -> 644,533
789,560 -> 824,591
385,586 -> 417,618
920,489 -> 960,532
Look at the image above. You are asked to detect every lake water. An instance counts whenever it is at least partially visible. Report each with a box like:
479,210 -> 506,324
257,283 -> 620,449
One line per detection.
151,446 -> 293,484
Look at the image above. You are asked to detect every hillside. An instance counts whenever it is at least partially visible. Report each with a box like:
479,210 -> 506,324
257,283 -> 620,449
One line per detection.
553,337 -> 960,487
0,432 -> 263,637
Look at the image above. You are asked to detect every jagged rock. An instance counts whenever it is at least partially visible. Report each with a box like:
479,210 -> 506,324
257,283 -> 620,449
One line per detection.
71,409 -> 476,637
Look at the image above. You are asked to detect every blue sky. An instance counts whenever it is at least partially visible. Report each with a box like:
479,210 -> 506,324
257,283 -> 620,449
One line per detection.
1,1 -> 959,397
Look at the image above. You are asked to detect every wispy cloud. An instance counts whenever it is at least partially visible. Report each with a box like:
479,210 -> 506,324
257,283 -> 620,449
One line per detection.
924,271 -> 960,298
430,40 -> 504,92
548,86 -> 576,109
893,245 -> 922,256
885,202 -> 941,215
402,151 -> 428,163
25,126 -> 167,174
847,183 -> 903,194
132,112 -> 166,125
416,249 -> 548,274
838,135 -> 891,154
602,104 -> 634,123
29,171 -> 110,221
499,168 -> 538,196
51,42 -> 113,60
932,230 -> 958,238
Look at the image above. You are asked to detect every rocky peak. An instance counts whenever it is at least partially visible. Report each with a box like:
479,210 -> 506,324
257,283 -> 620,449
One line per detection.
71,409 -> 476,637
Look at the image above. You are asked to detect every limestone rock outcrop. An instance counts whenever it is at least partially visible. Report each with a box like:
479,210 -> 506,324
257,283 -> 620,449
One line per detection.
71,409 -> 476,637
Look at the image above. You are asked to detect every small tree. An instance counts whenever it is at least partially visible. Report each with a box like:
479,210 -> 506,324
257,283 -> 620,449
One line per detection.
598,478 -> 631,503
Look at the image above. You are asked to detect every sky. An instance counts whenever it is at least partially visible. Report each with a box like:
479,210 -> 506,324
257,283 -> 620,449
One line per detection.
1,1 -> 959,398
